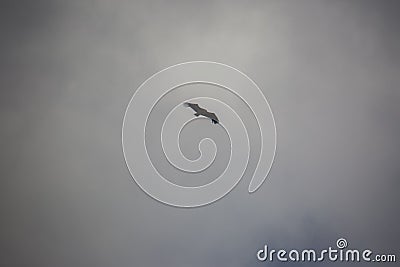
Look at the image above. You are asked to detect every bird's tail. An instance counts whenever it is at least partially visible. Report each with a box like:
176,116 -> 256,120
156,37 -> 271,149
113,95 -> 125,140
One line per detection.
183,102 -> 190,107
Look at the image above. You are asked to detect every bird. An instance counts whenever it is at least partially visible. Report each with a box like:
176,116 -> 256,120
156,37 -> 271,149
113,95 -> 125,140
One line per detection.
184,102 -> 219,124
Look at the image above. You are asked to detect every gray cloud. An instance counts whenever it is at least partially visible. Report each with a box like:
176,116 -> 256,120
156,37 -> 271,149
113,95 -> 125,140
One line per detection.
0,0 -> 399,266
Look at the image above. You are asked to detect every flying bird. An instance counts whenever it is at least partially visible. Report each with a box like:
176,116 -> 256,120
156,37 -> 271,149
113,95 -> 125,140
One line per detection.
184,102 -> 219,124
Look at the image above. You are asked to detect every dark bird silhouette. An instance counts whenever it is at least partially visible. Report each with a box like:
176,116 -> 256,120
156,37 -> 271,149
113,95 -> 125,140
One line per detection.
184,102 -> 219,124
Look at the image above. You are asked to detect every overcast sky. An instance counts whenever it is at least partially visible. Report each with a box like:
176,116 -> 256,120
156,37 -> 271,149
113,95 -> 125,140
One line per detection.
1,0 -> 399,266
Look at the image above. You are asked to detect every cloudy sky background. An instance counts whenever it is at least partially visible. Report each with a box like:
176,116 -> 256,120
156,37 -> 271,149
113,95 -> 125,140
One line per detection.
1,0 -> 399,266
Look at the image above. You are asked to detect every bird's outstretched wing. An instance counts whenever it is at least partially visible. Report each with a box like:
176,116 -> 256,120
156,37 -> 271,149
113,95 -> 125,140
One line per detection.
183,102 -> 207,113
206,112 -> 219,124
